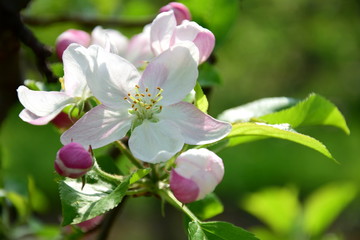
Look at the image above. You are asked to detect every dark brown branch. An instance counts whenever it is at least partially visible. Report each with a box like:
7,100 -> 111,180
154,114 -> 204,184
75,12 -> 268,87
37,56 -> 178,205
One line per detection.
22,15 -> 153,28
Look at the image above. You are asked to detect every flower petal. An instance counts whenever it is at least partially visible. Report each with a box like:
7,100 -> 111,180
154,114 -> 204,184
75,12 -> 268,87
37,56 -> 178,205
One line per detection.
139,46 -> 198,105
91,26 -> 129,56
173,21 -> 215,64
17,86 -> 75,117
159,102 -> 232,145
19,109 -> 60,125
128,120 -> 184,163
150,11 -> 177,56
87,46 -> 141,110
62,44 -> 93,98
61,104 -> 132,149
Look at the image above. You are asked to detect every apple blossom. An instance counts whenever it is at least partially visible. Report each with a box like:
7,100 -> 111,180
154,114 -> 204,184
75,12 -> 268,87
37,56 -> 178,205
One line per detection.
170,148 -> 224,203
55,142 -> 93,178
17,44 -> 94,125
61,45 -> 231,163
150,10 -> 215,64
91,26 -> 129,56
160,2 -> 191,25
55,29 -> 91,60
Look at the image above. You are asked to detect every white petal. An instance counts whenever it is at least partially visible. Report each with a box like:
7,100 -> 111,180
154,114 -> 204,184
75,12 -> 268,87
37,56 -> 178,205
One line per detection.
139,46 -> 198,105
62,44 -> 93,98
19,109 -> 60,125
61,104 -> 132,149
91,26 -> 129,56
173,21 -> 215,64
17,86 -> 75,117
150,11 -> 177,56
128,120 -> 184,163
87,46 -> 141,109
159,102 -> 232,145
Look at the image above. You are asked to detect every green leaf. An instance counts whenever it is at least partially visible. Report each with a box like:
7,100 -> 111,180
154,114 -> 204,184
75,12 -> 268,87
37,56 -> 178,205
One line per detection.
218,97 -> 298,123
59,170 -> 132,225
303,182 -> 357,236
129,168 -> 151,184
227,122 -> 335,160
241,187 -> 300,234
259,93 -> 350,134
6,191 -> 29,223
180,0 -> 239,46
188,221 -> 259,240
194,82 -> 209,113
198,62 -> 222,87
187,193 -> 224,220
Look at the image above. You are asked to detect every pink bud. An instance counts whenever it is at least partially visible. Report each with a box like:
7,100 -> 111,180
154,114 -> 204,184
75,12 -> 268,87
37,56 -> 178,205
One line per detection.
51,112 -> 77,130
160,2 -> 191,25
55,142 -> 93,178
170,149 -> 224,203
55,29 -> 91,60
76,215 -> 104,232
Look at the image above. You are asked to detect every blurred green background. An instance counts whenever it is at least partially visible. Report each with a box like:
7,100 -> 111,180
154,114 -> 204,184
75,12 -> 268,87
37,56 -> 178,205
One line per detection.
1,0 -> 360,239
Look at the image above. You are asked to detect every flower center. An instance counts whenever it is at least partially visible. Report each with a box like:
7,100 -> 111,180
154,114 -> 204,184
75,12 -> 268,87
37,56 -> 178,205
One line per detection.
124,85 -> 163,123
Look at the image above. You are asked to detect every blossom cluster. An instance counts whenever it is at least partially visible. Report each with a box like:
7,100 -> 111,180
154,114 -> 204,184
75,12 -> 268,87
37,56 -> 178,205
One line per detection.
17,2 -> 231,204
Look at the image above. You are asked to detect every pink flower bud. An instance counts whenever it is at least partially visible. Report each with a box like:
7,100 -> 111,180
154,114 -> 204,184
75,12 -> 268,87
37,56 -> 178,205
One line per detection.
55,29 -> 91,60
159,2 -> 191,25
55,142 -> 93,178
170,149 -> 224,203
51,112 -> 77,130
76,215 -> 104,232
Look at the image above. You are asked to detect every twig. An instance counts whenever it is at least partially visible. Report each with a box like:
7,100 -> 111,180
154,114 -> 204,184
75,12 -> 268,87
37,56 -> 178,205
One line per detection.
22,15 -> 153,28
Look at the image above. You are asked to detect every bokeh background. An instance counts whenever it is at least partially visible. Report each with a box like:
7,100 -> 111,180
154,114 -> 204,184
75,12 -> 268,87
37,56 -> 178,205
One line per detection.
1,0 -> 360,239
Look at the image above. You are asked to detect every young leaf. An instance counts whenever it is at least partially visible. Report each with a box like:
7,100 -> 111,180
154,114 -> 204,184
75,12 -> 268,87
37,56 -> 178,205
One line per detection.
188,221 -> 259,240
259,93 -> 350,134
60,170 -> 131,225
194,82 -> 209,113
303,182 -> 357,236
218,97 -> 298,123
227,122 -> 335,160
187,193 -> 224,220
129,168 -> 151,184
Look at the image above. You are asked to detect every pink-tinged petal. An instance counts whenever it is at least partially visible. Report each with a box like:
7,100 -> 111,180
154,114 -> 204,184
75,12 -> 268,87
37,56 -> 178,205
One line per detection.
19,109 -> 60,125
125,24 -> 153,67
62,44 -> 93,97
139,46 -> 198,105
150,11 -> 177,56
170,170 -> 199,203
91,26 -> 129,56
17,86 -> 75,117
128,120 -> 184,163
55,29 -> 91,60
173,21 -> 215,64
61,104 -> 132,149
87,46 -> 141,110
159,102 -> 232,145
160,3 -> 191,25
174,148 -> 224,201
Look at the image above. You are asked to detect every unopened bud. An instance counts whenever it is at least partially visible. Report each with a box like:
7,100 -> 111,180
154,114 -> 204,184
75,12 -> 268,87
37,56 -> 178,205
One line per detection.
51,112 -> 76,131
55,142 -> 93,178
55,29 -> 91,60
76,215 -> 104,232
160,2 -> 191,25
170,149 -> 224,203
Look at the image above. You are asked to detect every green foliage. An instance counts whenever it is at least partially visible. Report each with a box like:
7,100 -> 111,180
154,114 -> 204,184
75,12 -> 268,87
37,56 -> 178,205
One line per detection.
227,122 -> 334,160
180,0 -> 239,46
187,193 -> 224,220
194,82 -> 209,113
198,62 -> 222,87
188,221 -> 259,240
303,182 -> 358,236
259,94 -> 350,134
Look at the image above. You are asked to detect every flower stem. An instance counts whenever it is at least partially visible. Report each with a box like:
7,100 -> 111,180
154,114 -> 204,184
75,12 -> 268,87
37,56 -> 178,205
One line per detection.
115,140 -> 143,169
157,187 -> 200,222
93,161 -> 122,184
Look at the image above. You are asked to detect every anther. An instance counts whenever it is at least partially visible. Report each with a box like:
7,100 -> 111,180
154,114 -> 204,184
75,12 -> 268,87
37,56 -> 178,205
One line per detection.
145,88 -> 149,92
135,85 -> 140,88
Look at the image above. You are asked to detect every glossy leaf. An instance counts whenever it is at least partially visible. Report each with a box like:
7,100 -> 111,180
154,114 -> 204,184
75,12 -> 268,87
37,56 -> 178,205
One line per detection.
188,221 -> 259,240
259,93 -> 350,134
227,122 -> 335,160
